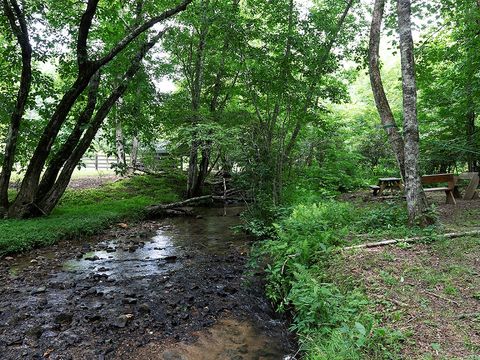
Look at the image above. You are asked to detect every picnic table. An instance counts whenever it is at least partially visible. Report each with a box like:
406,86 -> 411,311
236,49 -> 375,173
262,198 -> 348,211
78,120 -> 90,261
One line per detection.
454,172 -> 479,200
370,177 -> 403,196
371,172 -> 480,203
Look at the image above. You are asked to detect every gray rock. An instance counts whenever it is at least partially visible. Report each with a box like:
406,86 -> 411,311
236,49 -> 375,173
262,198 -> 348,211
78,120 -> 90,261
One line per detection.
54,312 -> 73,325
112,314 -> 133,328
138,303 -> 151,314
162,350 -> 186,360
31,286 -> 46,295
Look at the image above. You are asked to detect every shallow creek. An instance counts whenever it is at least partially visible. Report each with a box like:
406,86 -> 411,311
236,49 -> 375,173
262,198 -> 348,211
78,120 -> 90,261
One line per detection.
0,207 -> 294,359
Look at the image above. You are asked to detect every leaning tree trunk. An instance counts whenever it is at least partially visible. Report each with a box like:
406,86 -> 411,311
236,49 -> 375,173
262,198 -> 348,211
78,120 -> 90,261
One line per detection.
397,0 -> 430,226
369,0 -> 406,180
36,32 -> 163,215
5,0 -> 192,218
36,72 -> 101,200
0,0 -> 32,213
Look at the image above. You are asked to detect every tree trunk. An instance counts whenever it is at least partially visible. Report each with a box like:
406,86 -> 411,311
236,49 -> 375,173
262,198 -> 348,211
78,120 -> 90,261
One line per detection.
191,143 -> 211,197
33,32 -> 165,216
186,0 -> 208,198
466,92 -> 477,172
397,0 -> 430,226
187,141 -> 200,197
0,0 -> 32,213
36,71 -> 101,200
115,116 -> 127,167
369,0 -> 406,180
5,0 -> 192,218
131,135 -> 140,170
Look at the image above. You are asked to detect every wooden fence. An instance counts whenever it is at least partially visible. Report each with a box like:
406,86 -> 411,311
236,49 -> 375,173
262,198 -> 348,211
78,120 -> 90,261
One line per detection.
81,153 -> 130,170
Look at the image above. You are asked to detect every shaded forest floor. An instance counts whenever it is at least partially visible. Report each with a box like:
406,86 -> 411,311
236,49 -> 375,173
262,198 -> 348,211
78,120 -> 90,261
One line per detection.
341,192 -> 480,359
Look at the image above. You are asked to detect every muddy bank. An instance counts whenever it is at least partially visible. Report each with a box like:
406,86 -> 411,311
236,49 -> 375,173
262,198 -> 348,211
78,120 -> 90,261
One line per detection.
0,207 -> 294,359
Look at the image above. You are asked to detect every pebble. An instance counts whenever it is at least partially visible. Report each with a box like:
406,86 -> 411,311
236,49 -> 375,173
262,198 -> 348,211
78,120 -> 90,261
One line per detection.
31,286 -> 46,295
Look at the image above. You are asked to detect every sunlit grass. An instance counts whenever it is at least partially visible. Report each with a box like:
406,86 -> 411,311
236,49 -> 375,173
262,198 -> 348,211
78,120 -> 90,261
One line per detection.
0,175 -> 183,256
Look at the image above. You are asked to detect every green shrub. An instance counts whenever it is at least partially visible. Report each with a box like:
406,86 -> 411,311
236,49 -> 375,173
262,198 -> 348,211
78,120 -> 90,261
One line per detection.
255,200 -> 402,359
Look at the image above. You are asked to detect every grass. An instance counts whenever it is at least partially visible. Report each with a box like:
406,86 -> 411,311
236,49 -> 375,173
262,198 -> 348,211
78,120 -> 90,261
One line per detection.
343,236 -> 480,359
252,201 -> 408,359
0,174 -> 182,256
254,194 -> 480,359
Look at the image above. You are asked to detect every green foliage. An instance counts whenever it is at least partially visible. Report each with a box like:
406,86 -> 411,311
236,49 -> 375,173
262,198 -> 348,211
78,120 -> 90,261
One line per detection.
255,201 -> 403,359
355,201 -> 410,232
0,175 -> 180,256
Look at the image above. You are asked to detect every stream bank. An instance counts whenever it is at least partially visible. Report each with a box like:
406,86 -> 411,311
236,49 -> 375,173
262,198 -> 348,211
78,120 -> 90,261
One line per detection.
0,206 -> 294,359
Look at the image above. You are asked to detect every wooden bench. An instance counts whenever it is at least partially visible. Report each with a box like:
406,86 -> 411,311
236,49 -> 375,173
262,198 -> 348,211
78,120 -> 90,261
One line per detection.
454,172 -> 479,200
421,173 -> 456,205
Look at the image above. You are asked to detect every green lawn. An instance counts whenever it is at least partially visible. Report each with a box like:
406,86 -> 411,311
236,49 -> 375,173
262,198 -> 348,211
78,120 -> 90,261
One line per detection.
0,175 -> 182,256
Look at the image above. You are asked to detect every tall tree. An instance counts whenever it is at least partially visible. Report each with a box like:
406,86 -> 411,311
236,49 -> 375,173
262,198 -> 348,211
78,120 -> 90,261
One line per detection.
416,0 -> 480,173
0,0 -> 192,218
368,0 -> 406,179
0,0 -> 32,212
240,0 -> 358,204
397,0 -> 429,225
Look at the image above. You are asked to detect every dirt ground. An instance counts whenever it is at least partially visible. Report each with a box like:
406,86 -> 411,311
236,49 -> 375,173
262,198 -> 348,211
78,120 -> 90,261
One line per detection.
67,175 -> 120,190
342,193 -> 480,359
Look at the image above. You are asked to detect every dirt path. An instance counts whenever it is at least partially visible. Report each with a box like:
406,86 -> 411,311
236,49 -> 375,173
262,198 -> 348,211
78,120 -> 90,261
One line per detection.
0,207 -> 293,359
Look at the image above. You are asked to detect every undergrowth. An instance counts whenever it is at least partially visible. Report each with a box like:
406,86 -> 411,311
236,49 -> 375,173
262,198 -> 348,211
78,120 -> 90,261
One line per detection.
251,201 -> 421,359
0,175 -> 182,256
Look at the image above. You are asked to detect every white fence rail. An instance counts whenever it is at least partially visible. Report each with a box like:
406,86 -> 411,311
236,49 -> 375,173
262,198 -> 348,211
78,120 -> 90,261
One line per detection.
81,153 -> 131,170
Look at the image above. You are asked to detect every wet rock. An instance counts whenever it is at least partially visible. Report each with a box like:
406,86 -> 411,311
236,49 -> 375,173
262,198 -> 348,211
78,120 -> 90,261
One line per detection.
84,314 -> 102,322
92,273 -> 109,281
138,303 -> 151,314
85,255 -> 100,261
54,312 -> 73,325
112,314 -> 134,328
59,330 -> 80,345
26,325 -> 43,339
6,335 -> 23,345
164,255 -> 178,263
37,297 -> 48,307
40,330 -> 58,339
31,286 -> 46,294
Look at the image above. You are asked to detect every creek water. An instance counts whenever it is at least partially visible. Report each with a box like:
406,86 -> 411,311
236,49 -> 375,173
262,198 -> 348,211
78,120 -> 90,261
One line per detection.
0,206 -> 294,359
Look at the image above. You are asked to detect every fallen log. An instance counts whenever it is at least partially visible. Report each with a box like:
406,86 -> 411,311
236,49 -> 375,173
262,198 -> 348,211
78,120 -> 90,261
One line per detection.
342,229 -> 480,251
145,195 -> 226,218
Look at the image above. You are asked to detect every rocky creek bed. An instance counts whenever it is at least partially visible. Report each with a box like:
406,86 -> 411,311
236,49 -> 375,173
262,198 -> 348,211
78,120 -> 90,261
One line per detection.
0,206 -> 294,359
